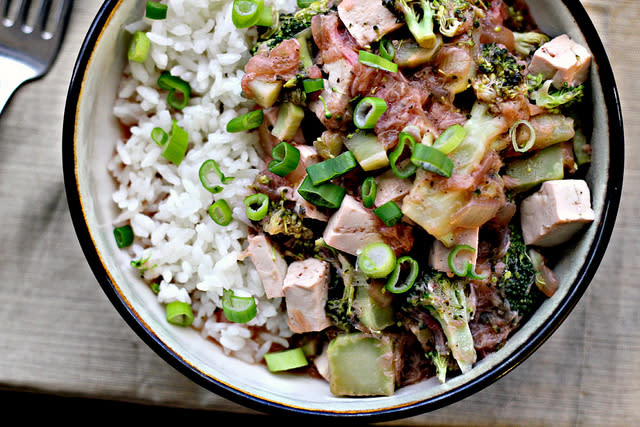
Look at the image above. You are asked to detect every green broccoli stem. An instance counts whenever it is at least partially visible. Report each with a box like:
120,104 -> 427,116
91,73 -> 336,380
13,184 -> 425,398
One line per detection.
397,0 -> 437,48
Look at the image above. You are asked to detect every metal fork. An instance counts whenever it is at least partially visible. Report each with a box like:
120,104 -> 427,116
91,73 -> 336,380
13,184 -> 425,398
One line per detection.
0,0 -> 73,116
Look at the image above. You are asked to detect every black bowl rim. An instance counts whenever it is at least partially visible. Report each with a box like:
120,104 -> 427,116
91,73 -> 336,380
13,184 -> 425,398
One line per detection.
62,0 -> 624,421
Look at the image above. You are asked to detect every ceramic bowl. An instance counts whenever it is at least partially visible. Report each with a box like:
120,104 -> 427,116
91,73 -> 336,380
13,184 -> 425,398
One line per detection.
62,0 -> 624,420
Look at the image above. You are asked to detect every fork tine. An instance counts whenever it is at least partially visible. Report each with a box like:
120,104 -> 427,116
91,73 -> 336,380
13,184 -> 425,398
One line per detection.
14,0 -> 31,27
33,0 -> 51,32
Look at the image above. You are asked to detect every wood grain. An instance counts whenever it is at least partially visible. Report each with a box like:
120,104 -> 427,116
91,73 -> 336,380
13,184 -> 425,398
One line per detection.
0,1 -> 637,425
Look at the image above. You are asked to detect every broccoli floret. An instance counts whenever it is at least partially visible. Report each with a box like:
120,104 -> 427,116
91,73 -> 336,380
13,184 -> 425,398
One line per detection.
426,350 -> 449,383
528,78 -> 585,114
431,0 -> 475,38
256,0 -> 332,50
513,31 -> 550,56
325,253 -> 367,332
383,0 -> 437,48
497,223 -> 544,318
400,268 -> 476,374
472,42 -> 527,103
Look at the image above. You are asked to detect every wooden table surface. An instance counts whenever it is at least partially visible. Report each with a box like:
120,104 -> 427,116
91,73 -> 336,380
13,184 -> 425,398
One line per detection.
0,0 -> 637,425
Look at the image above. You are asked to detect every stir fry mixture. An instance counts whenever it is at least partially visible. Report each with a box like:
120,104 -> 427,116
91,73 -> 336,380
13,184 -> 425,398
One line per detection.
119,0 -> 596,397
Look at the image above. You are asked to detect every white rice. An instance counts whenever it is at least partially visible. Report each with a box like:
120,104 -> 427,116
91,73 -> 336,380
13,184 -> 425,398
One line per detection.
108,0 -> 298,362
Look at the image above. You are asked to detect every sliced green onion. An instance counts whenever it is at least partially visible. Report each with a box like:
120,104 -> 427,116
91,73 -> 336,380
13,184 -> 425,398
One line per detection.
208,199 -> 233,226
113,225 -> 134,248
361,176 -> 377,208
297,175 -> 346,209
296,0 -> 315,8
231,0 -> 264,28
128,31 -> 150,63
411,144 -> 454,178
165,301 -> 194,327
386,256 -> 419,294
510,120 -> 536,153
447,244 -> 487,280
268,141 -> 300,177
302,78 -> 324,93
357,242 -> 397,279
389,131 -> 418,179
226,109 -> 264,133
199,159 -> 233,193
244,193 -> 270,221
222,289 -> 257,323
145,1 -> 168,20
353,96 -> 387,129
157,72 -> 191,110
306,151 -> 357,185
373,201 -> 403,226
264,347 -> 308,372
379,38 -> 395,61
257,5 -> 273,26
151,127 -> 168,146
358,50 -> 398,73
433,124 -> 466,155
162,120 -> 189,165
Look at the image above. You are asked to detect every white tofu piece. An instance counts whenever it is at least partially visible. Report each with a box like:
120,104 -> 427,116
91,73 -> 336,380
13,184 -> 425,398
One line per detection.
374,169 -> 413,208
283,258 -> 332,333
528,34 -> 592,89
338,0 -> 404,48
246,234 -> 288,298
520,179 -> 595,247
322,195 -> 383,255
429,228 -> 479,274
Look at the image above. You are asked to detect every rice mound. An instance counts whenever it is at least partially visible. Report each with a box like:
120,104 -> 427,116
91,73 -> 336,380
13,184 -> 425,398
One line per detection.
108,0 -> 298,363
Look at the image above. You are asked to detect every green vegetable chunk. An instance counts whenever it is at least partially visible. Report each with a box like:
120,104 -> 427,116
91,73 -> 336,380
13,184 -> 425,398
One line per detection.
353,286 -> 394,331
503,143 -> 565,192
271,102 -> 305,141
327,333 -> 395,396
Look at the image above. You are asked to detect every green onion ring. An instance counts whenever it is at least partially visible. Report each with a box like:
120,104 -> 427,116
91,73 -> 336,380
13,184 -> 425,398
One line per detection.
264,347 -> 308,372
302,78 -> 324,93
226,109 -> 264,133
157,72 -> 191,110
432,124 -> 467,155
268,141 -> 301,177
389,131 -> 418,179
361,176 -> 377,208
410,144 -> 454,178
297,175 -> 346,209
386,256 -> 419,294
231,0 -> 264,28
447,244 -> 488,279
358,50 -> 398,73
221,289 -> 257,323
379,38 -> 395,61
244,193 -> 270,221
357,242 -> 397,279
151,127 -> 168,146
510,119 -> 536,153
128,31 -> 150,63
165,301 -> 194,327
208,199 -> 233,226
353,96 -> 388,129
113,225 -> 134,248
373,201 -> 403,226
145,1 -> 168,20
161,120 -> 189,166
306,151 -> 357,185
199,159 -> 233,193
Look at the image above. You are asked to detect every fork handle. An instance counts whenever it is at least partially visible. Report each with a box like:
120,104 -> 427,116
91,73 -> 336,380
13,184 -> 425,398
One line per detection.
0,57 -> 39,116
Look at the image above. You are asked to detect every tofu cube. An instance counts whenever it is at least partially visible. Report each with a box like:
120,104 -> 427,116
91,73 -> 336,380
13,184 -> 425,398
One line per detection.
283,258 -> 332,333
246,234 -> 288,299
520,179 -> 595,247
322,195 -> 383,255
429,228 -> 479,274
528,35 -> 592,89
338,0 -> 404,48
